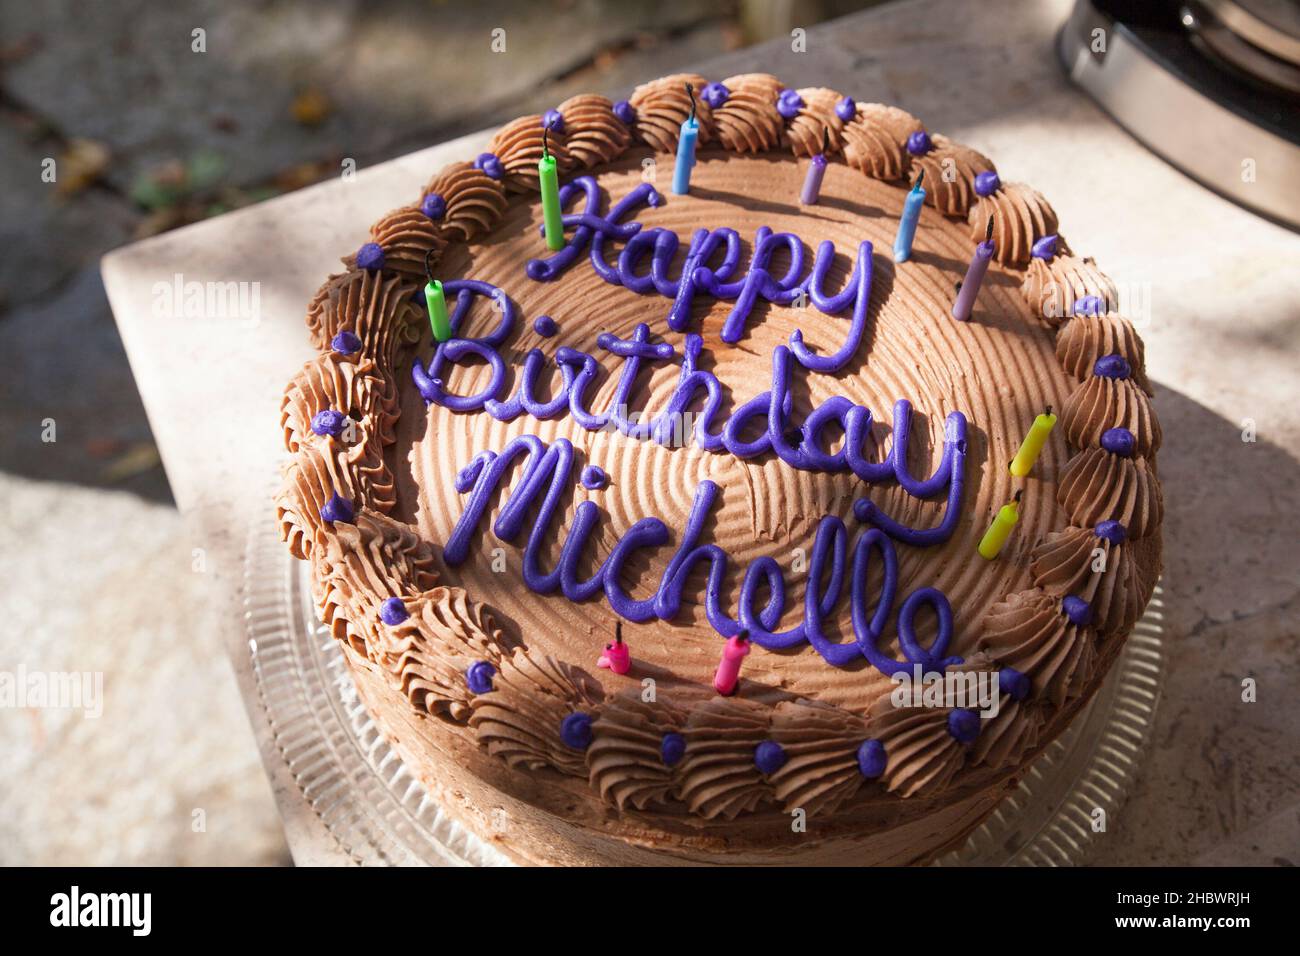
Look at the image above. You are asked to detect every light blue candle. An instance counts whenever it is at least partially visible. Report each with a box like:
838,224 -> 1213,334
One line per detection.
672,83 -> 699,195
892,169 -> 926,263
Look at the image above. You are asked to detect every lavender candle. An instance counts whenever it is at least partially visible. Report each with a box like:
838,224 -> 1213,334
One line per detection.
951,216 -> 995,321
800,129 -> 829,205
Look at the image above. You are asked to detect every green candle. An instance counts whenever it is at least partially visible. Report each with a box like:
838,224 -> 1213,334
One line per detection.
539,122 -> 564,251
424,279 -> 450,342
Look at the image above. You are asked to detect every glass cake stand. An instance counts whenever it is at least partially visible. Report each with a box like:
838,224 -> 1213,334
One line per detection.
242,503 -> 1166,867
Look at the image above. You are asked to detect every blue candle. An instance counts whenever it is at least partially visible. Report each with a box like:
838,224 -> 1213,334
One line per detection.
892,169 -> 926,263
672,82 -> 699,195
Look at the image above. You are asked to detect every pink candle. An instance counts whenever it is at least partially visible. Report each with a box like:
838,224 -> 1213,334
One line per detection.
951,215 -> 995,321
597,621 -> 631,675
713,631 -> 751,696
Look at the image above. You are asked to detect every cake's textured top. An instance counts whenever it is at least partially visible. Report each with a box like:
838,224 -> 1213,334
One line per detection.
277,73 -> 1161,827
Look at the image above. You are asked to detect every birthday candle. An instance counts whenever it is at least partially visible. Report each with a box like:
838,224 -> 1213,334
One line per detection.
978,492 -> 1021,560
713,631 -> 750,696
892,169 -> 926,263
539,120 -> 564,251
1009,407 -> 1058,477
424,278 -> 450,343
597,621 -> 632,675
800,128 -> 829,205
672,82 -> 699,195
951,215 -> 995,321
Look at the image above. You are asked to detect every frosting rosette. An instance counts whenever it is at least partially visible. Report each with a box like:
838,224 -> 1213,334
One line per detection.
711,73 -> 785,153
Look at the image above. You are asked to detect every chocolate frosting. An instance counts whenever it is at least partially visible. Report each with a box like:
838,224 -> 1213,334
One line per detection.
908,134 -> 995,217
366,205 -> 448,277
765,701 -> 870,817
1021,253 -> 1119,326
627,73 -> 716,154
1056,313 -> 1153,394
419,161 -> 508,243
866,696 -> 966,797
1058,446 -> 1162,538
277,74 -> 1164,837
979,589 -> 1097,706
712,73 -> 784,153
588,692 -> 687,810
968,182 -> 1059,266
487,114 -> 574,194
1061,374 -> 1163,456
782,87 -> 847,157
1030,528 -> 1145,638
555,94 -> 631,169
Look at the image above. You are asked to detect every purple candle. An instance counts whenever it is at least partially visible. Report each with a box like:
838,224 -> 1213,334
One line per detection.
800,128 -> 829,205
951,216 -> 995,321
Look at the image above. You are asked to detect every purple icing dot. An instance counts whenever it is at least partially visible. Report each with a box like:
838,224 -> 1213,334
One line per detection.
580,465 -> 607,490
612,99 -> 636,125
533,314 -> 558,338
1031,234 -> 1059,260
701,81 -> 729,110
466,660 -> 495,695
1074,294 -> 1104,316
852,498 -> 872,522
310,409 -> 346,438
560,712 -> 594,750
947,708 -> 981,744
420,192 -> 446,220
906,130 -> 933,156
356,242 -> 385,271
856,739 -> 887,779
379,597 -> 408,625
331,330 -> 362,354
1101,427 -> 1137,457
1062,594 -> 1093,628
754,740 -> 787,775
1000,667 -> 1031,702
320,492 -> 354,525
776,88 -> 804,119
835,96 -> 856,122
1094,353 -> 1132,379
474,152 -> 504,180
660,732 -> 686,767
1095,519 -> 1127,544
542,108 -> 564,134
974,170 -> 1001,197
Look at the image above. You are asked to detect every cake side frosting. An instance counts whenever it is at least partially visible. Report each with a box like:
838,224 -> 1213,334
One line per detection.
275,74 -> 1163,842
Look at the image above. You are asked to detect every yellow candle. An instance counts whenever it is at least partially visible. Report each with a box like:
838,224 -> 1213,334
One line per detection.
1009,407 -> 1058,477
978,492 -> 1021,560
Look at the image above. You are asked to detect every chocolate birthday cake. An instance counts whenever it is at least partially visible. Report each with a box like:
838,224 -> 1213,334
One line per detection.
277,73 -> 1162,865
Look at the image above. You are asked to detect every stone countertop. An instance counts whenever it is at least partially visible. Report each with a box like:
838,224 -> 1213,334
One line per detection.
101,0 -> 1300,866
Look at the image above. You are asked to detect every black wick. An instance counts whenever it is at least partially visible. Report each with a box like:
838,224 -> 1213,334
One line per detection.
424,246 -> 437,285
685,82 -> 697,124
1013,489 -> 1023,504
822,125 -> 830,155
985,214 -> 994,242
542,118 -> 552,160
1045,405 -> 1053,416
914,168 -> 925,189
615,620 -> 623,645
